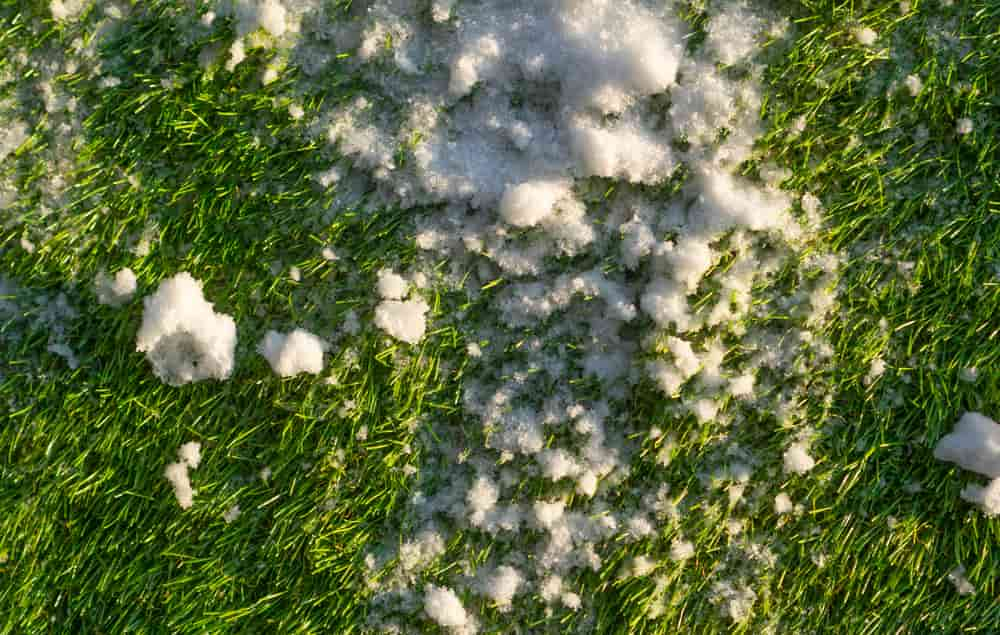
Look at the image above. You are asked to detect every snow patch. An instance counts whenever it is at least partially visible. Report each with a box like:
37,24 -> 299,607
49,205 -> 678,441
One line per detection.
258,328 -> 326,377
375,298 -> 430,344
95,268 -> 137,307
424,585 -> 471,630
136,273 -> 237,386
164,441 -> 201,509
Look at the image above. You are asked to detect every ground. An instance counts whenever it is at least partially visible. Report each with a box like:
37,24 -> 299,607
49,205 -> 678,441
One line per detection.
1,0 -> 999,633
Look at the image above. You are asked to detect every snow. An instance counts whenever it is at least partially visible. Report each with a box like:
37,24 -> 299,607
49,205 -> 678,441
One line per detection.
376,269 -> 408,300
705,4 -> 766,65
164,441 -> 201,509
729,373 -> 756,398
424,585 -> 470,629
667,336 -> 700,378
498,181 -> 572,228
482,565 -> 522,610
50,0 -> 88,20
0,121 -> 28,161
374,298 -> 429,344
711,580 -> 756,622
258,328 -> 326,377
783,443 -> 816,474
466,475 -> 499,523
959,478 -> 1000,516
774,493 -> 793,514
669,539 -> 695,562
665,238 -> 716,292
959,367 -> 979,383
854,27 -> 878,46
95,268 -> 137,307
933,412 -> 1000,478
136,273 -> 237,386
202,0 -> 847,626
948,565 -> 976,595
223,504 -> 242,523
177,441 -> 202,469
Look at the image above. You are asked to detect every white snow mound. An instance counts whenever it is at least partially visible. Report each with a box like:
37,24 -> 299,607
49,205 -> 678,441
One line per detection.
375,298 -> 430,344
424,584 -> 470,629
136,272 -> 237,386
258,328 -> 326,377
164,441 -> 202,509
934,412 -> 1000,478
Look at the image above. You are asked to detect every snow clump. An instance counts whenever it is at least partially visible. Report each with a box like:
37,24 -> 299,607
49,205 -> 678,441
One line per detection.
258,328 -> 326,377
164,441 -> 202,509
376,269 -> 409,300
374,298 -> 430,344
424,585 -> 472,630
934,412 -> 1000,516
95,268 -> 137,307
783,442 -> 816,475
948,565 -> 976,595
934,412 -> 1000,478
136,272 -> 237,386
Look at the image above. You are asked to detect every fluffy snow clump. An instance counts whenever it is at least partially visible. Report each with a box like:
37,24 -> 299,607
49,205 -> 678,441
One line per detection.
136,272 -> 237,386
424,585 -> 471,630
164,441 -> 202,509
95,268 -> 137,307
258,328 -> 326,377
375,298 -> 430,344
934,412 -> 1000,478
935,412 -> 1000,516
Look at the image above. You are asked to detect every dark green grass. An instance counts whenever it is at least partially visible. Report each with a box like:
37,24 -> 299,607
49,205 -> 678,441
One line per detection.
1,0 -> 999,633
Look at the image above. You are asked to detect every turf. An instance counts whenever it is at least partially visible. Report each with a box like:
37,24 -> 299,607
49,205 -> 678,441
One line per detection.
1,0 -> 999,633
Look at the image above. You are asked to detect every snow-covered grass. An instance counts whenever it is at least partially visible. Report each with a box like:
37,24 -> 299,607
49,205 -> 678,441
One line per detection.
1,0 -> 999,633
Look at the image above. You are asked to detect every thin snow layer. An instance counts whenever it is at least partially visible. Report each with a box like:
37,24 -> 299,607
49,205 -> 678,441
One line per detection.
164,441 -> 201,509
95,268 -> 137,307
136,273 -> 237,386
374,298 -> 429,344
933,412 -> 1000,478
286,0 -> 840,628
258,328 -> 326,377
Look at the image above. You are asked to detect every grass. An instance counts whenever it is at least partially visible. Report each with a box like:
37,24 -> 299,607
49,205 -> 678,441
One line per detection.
1,0 -> 999,633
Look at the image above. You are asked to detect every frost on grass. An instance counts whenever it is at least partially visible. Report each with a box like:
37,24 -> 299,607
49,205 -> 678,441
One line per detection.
164,441 -> 202,509
258,328 -> 326,377
136,273 -> 237,386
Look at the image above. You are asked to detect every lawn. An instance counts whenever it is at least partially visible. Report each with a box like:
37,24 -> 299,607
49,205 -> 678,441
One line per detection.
1,0 -> 999,633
